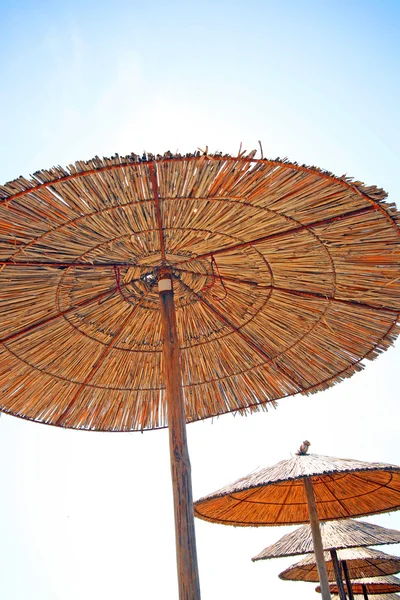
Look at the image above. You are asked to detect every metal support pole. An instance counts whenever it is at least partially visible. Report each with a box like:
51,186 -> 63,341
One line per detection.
342,560 -> 354,600
159,274 -> 201,600
303,478 -> 331,600
330,549 -> 347,600
361,583 -> 369,600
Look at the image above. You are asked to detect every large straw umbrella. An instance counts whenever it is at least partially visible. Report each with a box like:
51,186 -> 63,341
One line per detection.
252,518 -> 400,600
1,152 -> 400,599
194,449 -> 400,600
316,575 -> 400,597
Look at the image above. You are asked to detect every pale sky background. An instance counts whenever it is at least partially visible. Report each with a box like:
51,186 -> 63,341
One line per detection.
0,1 -> 399,599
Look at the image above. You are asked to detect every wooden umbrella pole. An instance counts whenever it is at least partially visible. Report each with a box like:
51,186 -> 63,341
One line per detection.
158,273 -> 201,600
341,560 -> 355,600
361,584 -> 369,600
330,549 -> 347,600
303,478 -> 332,600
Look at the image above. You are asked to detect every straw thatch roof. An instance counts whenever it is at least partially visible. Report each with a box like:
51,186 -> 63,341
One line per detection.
316,575 -> 400,595
1,151 -> 399,431
279,547 -> 400,581
252,519 -> 400,561
194,453 -> 400,525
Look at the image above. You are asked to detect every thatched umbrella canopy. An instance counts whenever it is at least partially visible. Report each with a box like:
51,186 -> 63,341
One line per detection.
1,151 -> 400,600
252,519 -> 400,561
279,547 -> 400,582
1,152 -> 400,430
194,454 -> 400,526
316,575 -> 400,595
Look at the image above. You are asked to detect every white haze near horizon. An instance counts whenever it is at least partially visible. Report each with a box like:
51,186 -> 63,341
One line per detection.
0,1 -> 399,599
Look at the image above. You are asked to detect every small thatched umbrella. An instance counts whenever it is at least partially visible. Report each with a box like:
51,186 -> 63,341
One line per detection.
252,519 -> 400,561
194,449 -> 400,600
316,575 -> 400,597
252,519 -> 400,600
279,547 -> 400,585
2,152 -> 400,599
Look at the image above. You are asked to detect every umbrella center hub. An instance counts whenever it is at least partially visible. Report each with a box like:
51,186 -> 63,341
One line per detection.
119,252 -> 216,308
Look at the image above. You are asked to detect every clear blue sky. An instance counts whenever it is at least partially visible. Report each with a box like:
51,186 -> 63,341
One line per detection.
0,1 -> 399,599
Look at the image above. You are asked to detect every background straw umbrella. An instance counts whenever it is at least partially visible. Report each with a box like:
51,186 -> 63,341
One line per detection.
194,449 -> 400,600
253,519 -> 400,561
282,547 -> 400,600
316,575 -> 400,596
279,548 -> 400,600
1,153 -> 400,599
252,518 -> 400,600
279,546 -> 400,581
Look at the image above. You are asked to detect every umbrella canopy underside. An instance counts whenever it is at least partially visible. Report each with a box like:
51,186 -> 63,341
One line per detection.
280,547 -> 400,582
194,454 -> 400,525
316,575 -> 400,595
0,152 -> 399,431
252,519 -> 400,560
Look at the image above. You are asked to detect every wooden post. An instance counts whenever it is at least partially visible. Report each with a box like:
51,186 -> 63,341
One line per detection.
361,584 -> 369,600
303,478 -> 331,600
342,560 -> 354,600
330,549 -> 347,600
158,274 -> 201,600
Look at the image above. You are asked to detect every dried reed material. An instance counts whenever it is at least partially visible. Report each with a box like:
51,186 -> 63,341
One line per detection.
280,547 -> 400,581
252,519 -> 400,561
0,152 -> 399,431
316,575 -> 400,595
194,453 -> 400,525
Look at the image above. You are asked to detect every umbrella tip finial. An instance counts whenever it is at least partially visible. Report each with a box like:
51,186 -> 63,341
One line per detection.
296,440 -> 311,455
